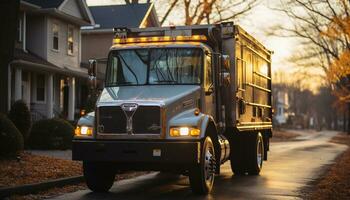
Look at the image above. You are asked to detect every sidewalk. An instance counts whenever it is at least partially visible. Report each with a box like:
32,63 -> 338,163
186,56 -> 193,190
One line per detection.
27,150 -> 72,160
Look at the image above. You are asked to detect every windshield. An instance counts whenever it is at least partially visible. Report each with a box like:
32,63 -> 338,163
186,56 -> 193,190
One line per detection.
105,48 -> 203,86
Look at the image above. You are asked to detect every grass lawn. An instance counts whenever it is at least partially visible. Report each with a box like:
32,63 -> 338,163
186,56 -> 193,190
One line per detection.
308,133 -> 350,199
0,152 -> 81,188
0,152 -> 150,200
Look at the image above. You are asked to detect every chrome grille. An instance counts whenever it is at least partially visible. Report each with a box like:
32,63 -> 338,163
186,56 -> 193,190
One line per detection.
98,105 -> 161,134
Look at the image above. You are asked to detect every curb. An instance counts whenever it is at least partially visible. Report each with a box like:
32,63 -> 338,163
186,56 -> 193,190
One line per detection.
0,175 -> 84,198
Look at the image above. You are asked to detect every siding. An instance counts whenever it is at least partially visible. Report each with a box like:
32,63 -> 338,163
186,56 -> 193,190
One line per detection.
61,0 -> 83,19
81,32 -> 113,63
26,15 -> 47,59
46,17 -> 80,69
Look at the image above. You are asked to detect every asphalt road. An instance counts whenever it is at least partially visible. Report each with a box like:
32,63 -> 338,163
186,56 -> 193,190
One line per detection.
50,130 -> 347,200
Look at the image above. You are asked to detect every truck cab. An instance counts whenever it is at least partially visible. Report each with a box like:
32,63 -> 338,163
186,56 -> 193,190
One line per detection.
73,22 -> 273,194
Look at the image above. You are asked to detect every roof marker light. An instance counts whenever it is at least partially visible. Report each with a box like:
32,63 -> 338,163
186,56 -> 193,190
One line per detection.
113,35 -> 207,44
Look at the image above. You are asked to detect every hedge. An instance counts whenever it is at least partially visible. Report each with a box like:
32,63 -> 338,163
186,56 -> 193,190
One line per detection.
0,113 -> 24,157
28,118 -> 74,150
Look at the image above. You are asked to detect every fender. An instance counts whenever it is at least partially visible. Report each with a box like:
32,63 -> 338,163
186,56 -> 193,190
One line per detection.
77,112 -> 95,127
166,108 -> 218,140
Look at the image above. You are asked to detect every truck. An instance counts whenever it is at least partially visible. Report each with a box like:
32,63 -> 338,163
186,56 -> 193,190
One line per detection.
73,22 -> 273,194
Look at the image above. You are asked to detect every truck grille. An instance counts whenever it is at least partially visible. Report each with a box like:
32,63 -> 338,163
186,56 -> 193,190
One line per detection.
98,106 -> 161,134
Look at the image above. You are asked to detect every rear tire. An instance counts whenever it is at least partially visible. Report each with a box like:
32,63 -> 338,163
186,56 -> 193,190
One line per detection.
247,132 -> 264,175
189,137 -> 216,194
83,162 -> 116,192
230,134 -> 247,175
230,132 -> 264,175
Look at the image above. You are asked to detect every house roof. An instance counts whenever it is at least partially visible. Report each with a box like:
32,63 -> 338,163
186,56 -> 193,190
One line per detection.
89,3 -> 151,29
21,0 -> 94,25
22,0 -> 65,8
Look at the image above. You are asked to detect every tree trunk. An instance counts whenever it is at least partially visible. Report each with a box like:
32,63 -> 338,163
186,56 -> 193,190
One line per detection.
0,0 -> 20,113
348,103 -> 350,135
344,108 -> 347,132
334,112 -> 338,130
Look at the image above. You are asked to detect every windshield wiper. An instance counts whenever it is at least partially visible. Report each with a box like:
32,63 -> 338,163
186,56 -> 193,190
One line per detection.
117,54 -> 139,84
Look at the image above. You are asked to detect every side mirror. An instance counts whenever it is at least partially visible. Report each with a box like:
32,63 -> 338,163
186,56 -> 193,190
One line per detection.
88,59 -> 97,77
221,55 -> 230,71
220,72 -> 230,86
88,59 -> 97,89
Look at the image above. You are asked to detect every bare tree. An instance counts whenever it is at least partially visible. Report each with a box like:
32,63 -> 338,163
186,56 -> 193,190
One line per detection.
157,0 -> 260,25
270,0 -> 350,132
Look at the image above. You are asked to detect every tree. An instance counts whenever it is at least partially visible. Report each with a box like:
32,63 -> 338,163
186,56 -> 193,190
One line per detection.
0,0 -> 20,113
122,0 -> 260,26
158,0 -> 260,25
271,0 -> 350,133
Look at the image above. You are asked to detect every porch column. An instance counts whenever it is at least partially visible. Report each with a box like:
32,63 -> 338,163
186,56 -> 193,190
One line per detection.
8,64 -> 11,110
14,68 -> 22,101
68,77 -> 75,121
47,74 -> 54,118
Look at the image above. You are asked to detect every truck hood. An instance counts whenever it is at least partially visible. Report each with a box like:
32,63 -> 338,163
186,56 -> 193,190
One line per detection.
98,85 -> 201,106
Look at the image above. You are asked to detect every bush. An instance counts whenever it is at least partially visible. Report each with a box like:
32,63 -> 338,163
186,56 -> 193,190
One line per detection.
8,100 -> 32,140
28,118 -> 74,150
0,113 -> 24,157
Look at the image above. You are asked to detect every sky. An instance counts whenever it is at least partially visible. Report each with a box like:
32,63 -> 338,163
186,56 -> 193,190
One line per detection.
86,0 -> 318,88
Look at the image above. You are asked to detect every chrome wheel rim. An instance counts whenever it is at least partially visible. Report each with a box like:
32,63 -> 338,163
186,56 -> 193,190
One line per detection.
204,143 -> 215,186
257,137 -> 263,168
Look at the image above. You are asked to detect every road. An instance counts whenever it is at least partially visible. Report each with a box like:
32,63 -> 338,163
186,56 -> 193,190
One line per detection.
50,130 -> 347,200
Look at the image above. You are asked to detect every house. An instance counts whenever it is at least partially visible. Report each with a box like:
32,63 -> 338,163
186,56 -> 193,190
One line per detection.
9,0 -> 94,121
274,90 -> 290,125
81,3 -> 160,82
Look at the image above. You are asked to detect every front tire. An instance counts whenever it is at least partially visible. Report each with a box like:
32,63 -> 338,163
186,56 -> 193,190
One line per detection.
189,137 -> 216,194
83,162 -> 116,192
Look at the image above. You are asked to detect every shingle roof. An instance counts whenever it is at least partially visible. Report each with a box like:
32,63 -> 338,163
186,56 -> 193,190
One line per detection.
22,0 -> 65,8
89,3 -> 151,29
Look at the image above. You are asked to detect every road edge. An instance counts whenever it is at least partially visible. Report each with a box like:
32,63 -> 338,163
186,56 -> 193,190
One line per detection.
0,175 -> 84,198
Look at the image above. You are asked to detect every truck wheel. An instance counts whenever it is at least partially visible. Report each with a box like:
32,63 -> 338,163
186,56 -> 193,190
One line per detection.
247,132 -> 264,175
189,136 -> 216,194
230,134 -> 247,175
83,162 -> 116,192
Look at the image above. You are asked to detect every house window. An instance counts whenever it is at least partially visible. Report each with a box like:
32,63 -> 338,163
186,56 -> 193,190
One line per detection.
52,23 -> 59,50
36,74 -> 45,102
67,26 -> 74,55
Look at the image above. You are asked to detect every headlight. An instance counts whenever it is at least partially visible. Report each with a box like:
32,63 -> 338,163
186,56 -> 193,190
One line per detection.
75,126 -> 93,137
170,127 -> 200,137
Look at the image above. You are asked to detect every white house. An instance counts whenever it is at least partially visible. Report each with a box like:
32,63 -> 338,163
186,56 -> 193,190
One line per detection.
9,0 -> 94,121
275,90 -> 289,125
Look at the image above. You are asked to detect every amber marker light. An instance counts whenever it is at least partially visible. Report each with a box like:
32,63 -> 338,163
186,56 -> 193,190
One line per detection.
194,108 -> 200,116
170,127 -> 200,137
190,128 -> 200,136
75,126 -> 93,137
113,35 -> 207,45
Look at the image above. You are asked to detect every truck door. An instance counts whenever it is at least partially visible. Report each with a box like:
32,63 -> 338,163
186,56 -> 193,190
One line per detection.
204,54 -> 216,118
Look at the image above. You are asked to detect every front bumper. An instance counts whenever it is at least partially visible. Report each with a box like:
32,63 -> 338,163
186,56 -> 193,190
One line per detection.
72,140 -> 200,166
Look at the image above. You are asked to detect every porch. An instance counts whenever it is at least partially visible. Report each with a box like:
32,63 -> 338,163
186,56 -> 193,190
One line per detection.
9,49 -> 89,121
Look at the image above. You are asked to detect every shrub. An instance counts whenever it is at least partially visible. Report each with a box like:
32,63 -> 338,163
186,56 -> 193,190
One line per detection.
8,100 -> 32,140
28,118 -> 74,150
0,113 -> 24,157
